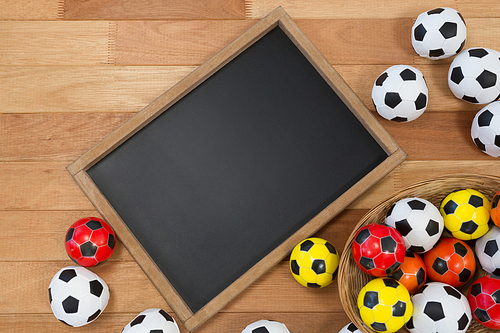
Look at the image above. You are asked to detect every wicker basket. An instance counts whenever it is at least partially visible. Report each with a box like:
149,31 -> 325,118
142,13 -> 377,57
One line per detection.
338,174 -> 500,333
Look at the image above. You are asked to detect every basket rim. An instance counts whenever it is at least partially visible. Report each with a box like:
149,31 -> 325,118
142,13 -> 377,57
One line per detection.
337,173 -> 500,333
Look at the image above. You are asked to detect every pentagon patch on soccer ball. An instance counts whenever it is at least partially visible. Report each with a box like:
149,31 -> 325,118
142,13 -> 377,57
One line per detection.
407,282 -> 471,333
423,237 -> 476,287
241,319 -> 290,333
439,189 -> 491,240
475,225 -> 500,276
385,197 -> 444,253
411,7 -> 466,60
289,237 -> 339,288
471,101 -> 500,157
357,278 -> 413,333
372,65 -> 428,122
448,47 -> 500,104
467,275 -> 500,329
122,308 -> 180,333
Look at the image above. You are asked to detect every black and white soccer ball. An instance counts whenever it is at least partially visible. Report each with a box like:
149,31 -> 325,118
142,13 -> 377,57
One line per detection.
385,197 -> 444,253
448,47 -> 500,104
471,100 -> 500,157
338,322 -> 362,333
48,266 -> 109,327
475,225 -> 500,276
122,308 -> 180,333
372,65 -> 428,122
411,7 -> 466,60
406,282 -> 471,333
241,320 -> 290,333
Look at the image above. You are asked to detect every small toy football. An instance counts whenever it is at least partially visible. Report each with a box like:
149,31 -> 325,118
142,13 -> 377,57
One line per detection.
122,308 -> 180,333
439,189 -> 490,240
492,190 -> 500,226
475,224 -> 500,275
385,197 -> 444,253
241,320 -> 290,333
357,277 -> 413,333
471,101 -> 500,157
289,237 -> 339,288
352,223 -> 406,277
406,282 -> 471,333
65,217 -> 117,267
448,47 -> 500,104
372,65 -> 428,122
468,275 -> 500,329
411,7 -> 466,60
338,322 -> 362,333
388,251 -> 427,294
423,237 -> 476,287
48,266 -> 109,327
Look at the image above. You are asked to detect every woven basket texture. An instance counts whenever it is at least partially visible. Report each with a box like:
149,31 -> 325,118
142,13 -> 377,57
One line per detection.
338,174 -> 500,333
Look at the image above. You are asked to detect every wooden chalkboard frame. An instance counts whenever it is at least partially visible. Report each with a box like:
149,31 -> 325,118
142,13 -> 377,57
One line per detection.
67,7 -> 406,331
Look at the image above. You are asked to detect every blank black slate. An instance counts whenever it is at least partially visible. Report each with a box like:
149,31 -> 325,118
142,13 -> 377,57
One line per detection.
87,26 -> 388,313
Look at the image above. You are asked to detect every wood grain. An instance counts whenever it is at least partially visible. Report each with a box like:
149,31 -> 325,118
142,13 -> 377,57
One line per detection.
3,1 -> 500,332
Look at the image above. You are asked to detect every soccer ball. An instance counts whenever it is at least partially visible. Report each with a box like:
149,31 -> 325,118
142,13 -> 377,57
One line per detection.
411,7 -> 466,60
406,282 -> 471,333
468,275 -> 500,329
372,65 -> 428,122
471,101 -> 500,157
352,223 -> 406,277
241,320 -> 290,333
122,308 -> 180,333
423,237 -> 476,287
492,190 -> 500,226
65,217 -> 117,267
289,237 -> 339,288
448,47 -> 500,104
388,251 -> 427,294
357,278 -> 413,333
475,225 -> 500,275
385,197 -> 444,253
439,189 -> 491,240
48,266 -> 109,327
338,322 -> 362,333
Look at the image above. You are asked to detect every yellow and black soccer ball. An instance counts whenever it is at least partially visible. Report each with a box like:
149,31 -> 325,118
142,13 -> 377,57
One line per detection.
439,189 -> 490,240
289,237 -> 339,288
357,278 -> 413,333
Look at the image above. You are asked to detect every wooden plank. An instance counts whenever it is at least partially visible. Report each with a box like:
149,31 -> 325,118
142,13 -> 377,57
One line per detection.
0,210 -> 132,262
0,0 -> 61,20
0,111 -> 485,162
62,0 -> 246,20
3,161 -> 499,211
0,66 -> 195,113
0,312 -> 350,333
0,64 -> 480,114
458,0 -> 500,18
0,162 -> 94,210
249,0 -> 456,19
0,21 -> 111,65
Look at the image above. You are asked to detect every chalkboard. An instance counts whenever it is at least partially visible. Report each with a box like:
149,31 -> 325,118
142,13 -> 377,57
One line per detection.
68,7 -> 406,331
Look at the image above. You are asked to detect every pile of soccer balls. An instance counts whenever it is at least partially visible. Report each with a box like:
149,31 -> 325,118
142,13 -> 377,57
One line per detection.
347,187 -> 500,333
372,7 -> 500,158
48,217 -> 182,332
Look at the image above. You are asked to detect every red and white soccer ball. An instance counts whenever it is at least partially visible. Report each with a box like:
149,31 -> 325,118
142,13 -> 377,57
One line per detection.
372,65 -> 428,122
65,217 -> 117,267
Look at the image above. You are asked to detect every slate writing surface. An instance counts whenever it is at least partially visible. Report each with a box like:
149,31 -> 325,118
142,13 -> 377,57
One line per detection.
87,26 -> 388,313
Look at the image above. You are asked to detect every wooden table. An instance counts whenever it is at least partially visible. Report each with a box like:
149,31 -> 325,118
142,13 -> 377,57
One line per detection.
2,1 -> 499,332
